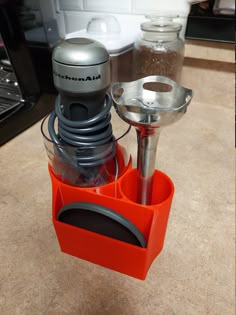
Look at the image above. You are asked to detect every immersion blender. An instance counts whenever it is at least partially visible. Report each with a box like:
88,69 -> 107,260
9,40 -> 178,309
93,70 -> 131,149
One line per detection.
111,75 -> 193,205
48,38 -> 116,186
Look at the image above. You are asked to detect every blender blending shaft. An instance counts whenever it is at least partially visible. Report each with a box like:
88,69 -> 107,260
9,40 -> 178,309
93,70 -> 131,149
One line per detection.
111,75 -> 193,205
136,127 -> 160,204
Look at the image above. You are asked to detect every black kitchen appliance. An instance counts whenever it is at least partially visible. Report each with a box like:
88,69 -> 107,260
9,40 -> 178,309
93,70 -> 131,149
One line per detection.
0,0 -> 59,145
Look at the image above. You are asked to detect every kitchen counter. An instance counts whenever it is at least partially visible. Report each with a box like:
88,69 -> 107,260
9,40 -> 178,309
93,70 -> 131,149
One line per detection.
0,56 -> 235,314
185,39 -> 235,63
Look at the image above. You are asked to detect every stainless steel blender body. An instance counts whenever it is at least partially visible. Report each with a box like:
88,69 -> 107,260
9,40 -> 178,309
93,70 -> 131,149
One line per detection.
48,37 -> 118,187
111,75 -> 193,204
52,37 -> 110,120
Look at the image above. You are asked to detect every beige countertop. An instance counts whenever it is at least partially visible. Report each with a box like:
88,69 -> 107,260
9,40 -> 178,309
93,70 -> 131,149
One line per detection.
185,39 -> 235,63
0,55 -> 235,314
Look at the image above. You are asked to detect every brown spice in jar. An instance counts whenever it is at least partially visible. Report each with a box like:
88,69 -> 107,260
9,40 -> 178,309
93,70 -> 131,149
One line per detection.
132,46 -> 184,83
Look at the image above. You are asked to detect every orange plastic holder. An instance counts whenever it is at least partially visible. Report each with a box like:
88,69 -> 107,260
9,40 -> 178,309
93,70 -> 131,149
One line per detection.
49,165 -> 174,280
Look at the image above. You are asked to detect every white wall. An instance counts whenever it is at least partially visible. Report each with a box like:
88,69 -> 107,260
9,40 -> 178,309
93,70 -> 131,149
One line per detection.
56,0 -> 192,36
24,0 -> 193,39
24,0 -> 194,37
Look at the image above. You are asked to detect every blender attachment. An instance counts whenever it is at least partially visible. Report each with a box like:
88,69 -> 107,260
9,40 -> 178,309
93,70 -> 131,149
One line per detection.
111,75 -> 193,205
47,38 -> 119,186
57,202 -> 146,247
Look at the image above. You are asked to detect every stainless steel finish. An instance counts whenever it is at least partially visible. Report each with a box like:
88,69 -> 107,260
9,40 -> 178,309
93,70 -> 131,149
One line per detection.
135,128 -> 161,204
52,61 -> 110,94
52,38 -> 110,95
52,38 -> 110,66
111,75 -> 193,205
52,37 -> 111,119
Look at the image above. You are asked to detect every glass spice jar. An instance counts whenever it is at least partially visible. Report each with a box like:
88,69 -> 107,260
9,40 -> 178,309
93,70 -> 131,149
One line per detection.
132,16 -> 185,83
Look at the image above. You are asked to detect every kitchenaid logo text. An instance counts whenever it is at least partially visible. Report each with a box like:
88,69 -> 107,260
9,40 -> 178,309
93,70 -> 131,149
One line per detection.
53,70 -> 101,81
